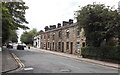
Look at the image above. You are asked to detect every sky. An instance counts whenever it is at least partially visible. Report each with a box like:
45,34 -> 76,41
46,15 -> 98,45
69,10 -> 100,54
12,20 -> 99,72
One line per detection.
17,0 -> 120,43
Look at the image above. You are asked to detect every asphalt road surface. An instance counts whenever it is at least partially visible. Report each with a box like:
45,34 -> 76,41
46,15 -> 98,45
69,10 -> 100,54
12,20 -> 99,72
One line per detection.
9,47 -> 119,73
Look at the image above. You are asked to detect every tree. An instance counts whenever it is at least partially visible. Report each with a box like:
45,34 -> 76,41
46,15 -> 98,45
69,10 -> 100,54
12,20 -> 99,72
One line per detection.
2,1 -> 29,44
29,28 -> 38,36
20,31 -> 29,44
8,30 -> 18,43
20,28 -> 38,45
76,3 -> 120,47
38,30 -> 44,35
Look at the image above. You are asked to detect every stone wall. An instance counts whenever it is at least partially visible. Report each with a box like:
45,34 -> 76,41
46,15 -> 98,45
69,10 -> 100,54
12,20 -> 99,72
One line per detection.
40,22 -> 86,55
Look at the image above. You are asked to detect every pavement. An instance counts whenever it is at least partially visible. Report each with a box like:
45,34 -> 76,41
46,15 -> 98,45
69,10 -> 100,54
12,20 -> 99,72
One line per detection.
2,48 -> 19,73
31,47 -> 120,70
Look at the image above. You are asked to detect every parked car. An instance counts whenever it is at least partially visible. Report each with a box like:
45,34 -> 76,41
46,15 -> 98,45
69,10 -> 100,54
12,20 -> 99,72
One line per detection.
0,47 -> 2,51
6,43 -> 13,48
17,44 -> 24,50
22,43 -> 26,47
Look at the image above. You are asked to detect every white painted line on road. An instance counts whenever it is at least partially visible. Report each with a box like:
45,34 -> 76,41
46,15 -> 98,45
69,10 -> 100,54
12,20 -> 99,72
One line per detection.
24,68 -> 34,71
60,69 -> 71,72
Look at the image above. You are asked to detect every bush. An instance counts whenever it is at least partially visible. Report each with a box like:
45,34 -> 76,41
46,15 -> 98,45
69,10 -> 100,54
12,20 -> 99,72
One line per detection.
81,46 -> 120,62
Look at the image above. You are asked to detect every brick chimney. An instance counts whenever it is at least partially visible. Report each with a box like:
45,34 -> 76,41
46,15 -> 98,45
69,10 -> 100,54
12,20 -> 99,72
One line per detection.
63,21 -> 69,26
69,19 -> 73,24
57,23 -> 61,28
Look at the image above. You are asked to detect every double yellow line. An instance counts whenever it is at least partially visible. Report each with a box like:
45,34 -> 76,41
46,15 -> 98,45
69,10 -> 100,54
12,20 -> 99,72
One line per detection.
7,53 -> 25,73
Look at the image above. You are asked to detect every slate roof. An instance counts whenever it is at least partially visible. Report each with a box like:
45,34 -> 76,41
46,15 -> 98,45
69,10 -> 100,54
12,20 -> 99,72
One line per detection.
45,23 -> 78,33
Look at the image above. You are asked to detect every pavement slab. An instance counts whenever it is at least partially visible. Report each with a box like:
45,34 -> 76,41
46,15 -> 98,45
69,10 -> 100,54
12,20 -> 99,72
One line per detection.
2,48 -> 19,73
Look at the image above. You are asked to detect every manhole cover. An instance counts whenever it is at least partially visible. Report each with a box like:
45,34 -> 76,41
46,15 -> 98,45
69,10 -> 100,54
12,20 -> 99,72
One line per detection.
24,67 -> 34,71
60,69 -> 71,72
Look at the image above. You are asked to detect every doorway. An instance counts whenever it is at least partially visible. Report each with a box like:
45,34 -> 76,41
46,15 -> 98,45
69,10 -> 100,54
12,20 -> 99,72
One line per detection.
70,42 -> 73,54
62,42 -> 64,52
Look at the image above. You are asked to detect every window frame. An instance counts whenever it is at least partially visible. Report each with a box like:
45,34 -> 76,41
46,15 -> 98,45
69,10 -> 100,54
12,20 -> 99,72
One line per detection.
52,33 -> 55,40
66,29 -> 70,38
76,29 -> 80,37
59,31 -> 62,39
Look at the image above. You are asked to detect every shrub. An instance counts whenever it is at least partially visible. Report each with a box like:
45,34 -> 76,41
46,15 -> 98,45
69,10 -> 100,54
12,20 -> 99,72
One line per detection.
81,46 -> 120,61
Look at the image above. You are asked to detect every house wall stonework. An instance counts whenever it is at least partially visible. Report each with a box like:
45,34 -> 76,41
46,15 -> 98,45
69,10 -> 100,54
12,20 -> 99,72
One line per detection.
40,21 -> 86,55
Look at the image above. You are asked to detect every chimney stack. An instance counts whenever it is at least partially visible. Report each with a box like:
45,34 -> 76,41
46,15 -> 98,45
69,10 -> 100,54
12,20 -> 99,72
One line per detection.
69,19 -> 73,24
49,25 -> 53,30
63,21 -> 69,26
52,25 -> 56,29
49,25 -> 56,30
44,26 -> 49,31
57,23 -> 61,28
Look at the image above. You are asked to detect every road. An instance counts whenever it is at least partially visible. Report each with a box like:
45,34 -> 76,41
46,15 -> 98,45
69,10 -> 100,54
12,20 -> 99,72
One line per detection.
9,47 -> 119,73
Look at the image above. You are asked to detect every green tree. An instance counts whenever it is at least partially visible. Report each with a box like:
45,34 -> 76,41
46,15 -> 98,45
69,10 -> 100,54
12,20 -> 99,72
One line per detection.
20,28 -> 38,45
76,3 -> 120,47
8,30 -> 18,43
20,31 -> 29,44
2,1 -> 29,44
38,30 -> 44,35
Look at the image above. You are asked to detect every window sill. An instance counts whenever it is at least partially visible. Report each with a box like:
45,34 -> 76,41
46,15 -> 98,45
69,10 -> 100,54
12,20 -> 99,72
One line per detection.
76,36 -> 80,38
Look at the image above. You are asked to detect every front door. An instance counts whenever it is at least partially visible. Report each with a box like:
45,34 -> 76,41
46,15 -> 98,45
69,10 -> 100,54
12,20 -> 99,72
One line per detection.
62,42 -> 64,52
50,43 -> 51,50
46,42 -> 47,50
70,42 -> 73,54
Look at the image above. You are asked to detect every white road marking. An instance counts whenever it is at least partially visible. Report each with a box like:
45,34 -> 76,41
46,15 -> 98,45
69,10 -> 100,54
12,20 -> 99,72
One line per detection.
24,68 -> 34,71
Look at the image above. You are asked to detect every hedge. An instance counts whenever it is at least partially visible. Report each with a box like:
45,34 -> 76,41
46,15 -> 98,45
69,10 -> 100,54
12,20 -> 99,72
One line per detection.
81,46 -> 120,62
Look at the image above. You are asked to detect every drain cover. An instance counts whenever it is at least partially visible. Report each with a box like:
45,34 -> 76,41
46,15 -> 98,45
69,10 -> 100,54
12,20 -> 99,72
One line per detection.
60,69 -> 71,72
24,67 -> 34,71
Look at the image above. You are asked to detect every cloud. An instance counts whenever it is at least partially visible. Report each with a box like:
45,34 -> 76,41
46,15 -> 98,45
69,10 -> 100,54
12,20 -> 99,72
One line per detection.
18,0 -> 119,42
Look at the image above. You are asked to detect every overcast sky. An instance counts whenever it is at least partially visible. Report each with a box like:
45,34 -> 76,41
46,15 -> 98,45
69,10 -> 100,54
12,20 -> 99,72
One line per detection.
17,0 -> 120,42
